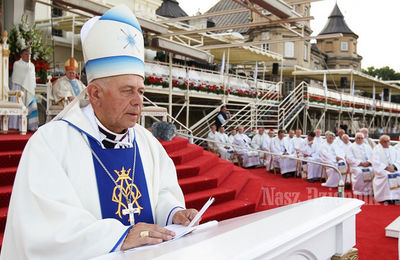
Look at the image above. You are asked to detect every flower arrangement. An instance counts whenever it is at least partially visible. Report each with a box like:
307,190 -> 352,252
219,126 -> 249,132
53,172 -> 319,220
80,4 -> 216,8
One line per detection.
144,75 -> 280,100
7,16 -> 52,83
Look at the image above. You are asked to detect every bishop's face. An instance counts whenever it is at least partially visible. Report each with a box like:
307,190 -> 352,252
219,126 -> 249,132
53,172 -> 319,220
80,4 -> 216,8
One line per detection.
91,74 -> 144,133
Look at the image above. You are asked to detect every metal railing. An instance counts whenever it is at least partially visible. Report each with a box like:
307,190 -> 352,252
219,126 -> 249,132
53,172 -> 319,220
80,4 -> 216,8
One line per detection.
143,96 -> 194,143
278,81 -> 307,129
177,133 -> 345,198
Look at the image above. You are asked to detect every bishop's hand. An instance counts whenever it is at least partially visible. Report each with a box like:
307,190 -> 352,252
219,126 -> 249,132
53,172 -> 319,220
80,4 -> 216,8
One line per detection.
172,208 -> 199,226
121,222 -> 175,250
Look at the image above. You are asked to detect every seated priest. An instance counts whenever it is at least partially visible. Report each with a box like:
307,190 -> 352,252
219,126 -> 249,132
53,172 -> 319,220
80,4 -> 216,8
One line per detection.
1,6 -> 198,259
261,129 -> 275,170
319,131 -> 347,187
233,125 -> 259,168
292,129 -> 305,153
228,129 -> 237,144
334,129 -> 345,146
360,127 -> 375,149
207,124 -> 217,152
52,57 -> 86,105
340,134 -> 352,153
371,135 -> 400,203
299,132 -> 321,182
251,127 -> 268,164
215,126 -> 234,161
345,133 -> 373,196
271,130 -> 297,177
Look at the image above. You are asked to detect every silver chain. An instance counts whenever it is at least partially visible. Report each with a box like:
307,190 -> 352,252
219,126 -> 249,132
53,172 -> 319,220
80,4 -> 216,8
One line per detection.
83,132 -> 138,205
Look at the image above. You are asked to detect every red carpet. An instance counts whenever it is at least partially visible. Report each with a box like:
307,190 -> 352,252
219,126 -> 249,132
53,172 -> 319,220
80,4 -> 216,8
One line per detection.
0,134 -> 398,259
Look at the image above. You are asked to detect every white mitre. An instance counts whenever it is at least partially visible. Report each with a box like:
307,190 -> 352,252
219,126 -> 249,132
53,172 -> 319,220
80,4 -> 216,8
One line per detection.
80,5 -> 145,83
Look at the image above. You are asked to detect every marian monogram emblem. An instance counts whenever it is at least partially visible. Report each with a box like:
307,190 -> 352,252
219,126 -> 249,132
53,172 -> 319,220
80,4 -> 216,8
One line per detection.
112,166 -> 143,219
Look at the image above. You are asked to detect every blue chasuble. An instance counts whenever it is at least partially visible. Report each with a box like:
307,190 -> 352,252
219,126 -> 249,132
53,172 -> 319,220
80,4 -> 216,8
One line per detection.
69,79 -> 81,97
63,120 -> 154,225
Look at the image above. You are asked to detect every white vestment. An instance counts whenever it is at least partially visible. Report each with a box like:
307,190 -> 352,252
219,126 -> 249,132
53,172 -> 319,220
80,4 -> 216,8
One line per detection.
228,134 -> 235,144
345,143 -> 373,196
251,133 -> 268,164
292,137 -> 305,153
371,144 -> 400,202
364,137 -> 375,150
1,104 -> 185,260
215,132 -> 234,161
233,133 -> 259,168
340,142 -> 352,154
9,59 -> 38,131
207,131 -> 217,150
300,141 -> 321,179
52,75 -> 86,103
319,142 -> 346,187
271,136 -> 296,174
261,137 -> 273,170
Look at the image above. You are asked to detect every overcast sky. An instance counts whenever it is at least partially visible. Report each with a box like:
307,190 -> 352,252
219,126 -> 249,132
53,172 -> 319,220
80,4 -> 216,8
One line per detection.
178,0 -> 400,72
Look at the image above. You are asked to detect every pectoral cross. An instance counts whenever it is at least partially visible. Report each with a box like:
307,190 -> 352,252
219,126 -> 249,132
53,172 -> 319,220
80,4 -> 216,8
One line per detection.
122,203 -> 140,225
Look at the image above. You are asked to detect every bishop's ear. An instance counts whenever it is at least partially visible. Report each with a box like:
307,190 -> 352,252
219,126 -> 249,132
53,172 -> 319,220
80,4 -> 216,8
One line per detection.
87,83 -> 103,106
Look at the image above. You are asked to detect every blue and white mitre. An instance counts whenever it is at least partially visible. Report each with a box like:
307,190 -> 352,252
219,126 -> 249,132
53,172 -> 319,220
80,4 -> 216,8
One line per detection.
81,5 -> 144,83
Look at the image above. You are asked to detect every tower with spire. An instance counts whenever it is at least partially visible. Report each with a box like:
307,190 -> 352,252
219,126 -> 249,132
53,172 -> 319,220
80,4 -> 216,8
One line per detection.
316,3 -> 362,71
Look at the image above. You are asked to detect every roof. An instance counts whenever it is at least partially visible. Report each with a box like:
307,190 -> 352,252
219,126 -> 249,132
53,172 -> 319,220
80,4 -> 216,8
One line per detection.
318,4 -> 357,37
205,0 -> 250,33
156,0 -> 188,18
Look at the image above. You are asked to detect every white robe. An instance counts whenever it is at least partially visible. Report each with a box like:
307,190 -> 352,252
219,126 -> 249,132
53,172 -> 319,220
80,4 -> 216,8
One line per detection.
319,142 -> 346,187
233,133 -> 259,168
271,136 -> 296,174
251,133 -> 269,164
363,137 -> 375,150
345,143 -> 373,196
261,137 -> 273,170
1,104 -> 185,260
215,132 -> 234,161
371,144 -> 400,202
300,141 -> 321,179
207,131 -> 217,150
292,137 -> 305,153
52,75 -> 86,104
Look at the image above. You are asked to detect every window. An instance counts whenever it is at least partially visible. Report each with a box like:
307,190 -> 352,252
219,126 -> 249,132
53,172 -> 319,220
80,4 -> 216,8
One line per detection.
52,28 -> 63,37
304,44 -> 308,61
261,43 -> 270,52
284,42 -> 294,58
51,3 -> 63,17
341,41 -> 348,51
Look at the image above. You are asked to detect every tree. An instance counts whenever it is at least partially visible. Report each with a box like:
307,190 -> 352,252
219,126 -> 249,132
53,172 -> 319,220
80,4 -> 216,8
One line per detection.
362,66 -> 400,81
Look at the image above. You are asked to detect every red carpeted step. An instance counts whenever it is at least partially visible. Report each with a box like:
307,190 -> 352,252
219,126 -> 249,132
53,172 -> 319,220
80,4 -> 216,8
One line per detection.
168,144 -> 204,165
179,176 -> 218,194
159,137 -> 188,154
237,177 -> 265,207
0,151 -> 23,168
203,161 -> 234,185
201,200 -> 256,223
0,134 -> 32,152
175,153 -> 219,179
220,169 -> 251,197
185,187 -> 236,209
0,186 -> 13,208
0,167 -> 18,187
0,207 -> 7,234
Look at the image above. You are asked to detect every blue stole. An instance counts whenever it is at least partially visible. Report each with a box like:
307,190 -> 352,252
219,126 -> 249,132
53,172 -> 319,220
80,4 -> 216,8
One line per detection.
63,120 -> 154,225
69,79 -> 81,96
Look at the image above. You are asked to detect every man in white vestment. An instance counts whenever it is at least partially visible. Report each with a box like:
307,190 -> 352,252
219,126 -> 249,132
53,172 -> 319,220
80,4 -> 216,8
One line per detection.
262,129 -> 275,170
371,135 -> 400,203
207,124 -> 217,152
9,48 -> 38,131
283,130 -> 296,155
215,126 -> 234,161
345,133 -> 373,196
52,57 -> 86,105
228,129 -> 237,143
299,132 -> 321,182
360,128 -> 375,149
1,6 -> 199,259
233,126 -> 259,168
251,127 -> 268,164
319,131 -> 346,187
334,129 -> 345,147
271,130 -> 297,177
292,129 -> 305,154
340,134 -> 352,153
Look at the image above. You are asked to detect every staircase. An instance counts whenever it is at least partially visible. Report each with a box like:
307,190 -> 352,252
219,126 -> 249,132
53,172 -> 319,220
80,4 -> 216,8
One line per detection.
159,137 -> 264,222
0,133 -> 265,246
0,133 -> 32,245
278,81 -> 307,130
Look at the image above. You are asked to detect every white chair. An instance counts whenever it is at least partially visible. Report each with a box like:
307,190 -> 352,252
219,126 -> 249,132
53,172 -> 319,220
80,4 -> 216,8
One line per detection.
45,76 -> 65,122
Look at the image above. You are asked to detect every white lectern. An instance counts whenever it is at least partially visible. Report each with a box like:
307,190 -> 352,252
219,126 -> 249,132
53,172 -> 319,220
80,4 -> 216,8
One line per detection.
92,197 -> 364,260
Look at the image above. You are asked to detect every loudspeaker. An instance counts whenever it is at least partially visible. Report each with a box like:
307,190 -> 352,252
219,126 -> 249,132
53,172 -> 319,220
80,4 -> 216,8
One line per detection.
272,63 -> 279,75
340,77 -> 347,88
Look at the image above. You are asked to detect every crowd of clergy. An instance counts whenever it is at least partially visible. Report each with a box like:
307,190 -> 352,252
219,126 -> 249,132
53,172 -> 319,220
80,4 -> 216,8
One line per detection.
207,125 -> 400,204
